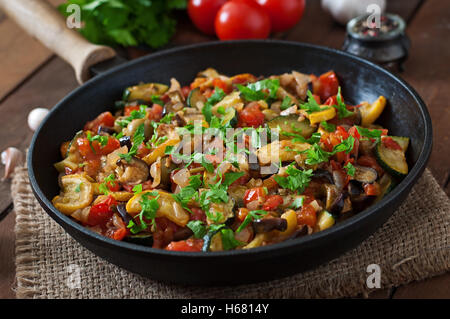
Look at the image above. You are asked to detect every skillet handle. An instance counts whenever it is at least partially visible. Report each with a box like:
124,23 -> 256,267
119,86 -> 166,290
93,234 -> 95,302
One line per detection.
0,0 -> 116,84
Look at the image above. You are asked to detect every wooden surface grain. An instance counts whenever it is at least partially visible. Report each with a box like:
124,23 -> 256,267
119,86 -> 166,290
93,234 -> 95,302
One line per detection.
0,0 -> 448,299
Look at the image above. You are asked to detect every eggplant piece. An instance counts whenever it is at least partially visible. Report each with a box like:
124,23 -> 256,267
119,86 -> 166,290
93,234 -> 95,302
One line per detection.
252,218 -> 287,233
115,157 -> 149,185
348,180 -> 364,197
329,193 -> 346,216
116,204 -> 133,226
97,125 -> 116,135
353,165 -> 378,183
313,169 -> 333,184
119,136 -> 132,149
173,228 -> 194,241
287,226 -> 308,240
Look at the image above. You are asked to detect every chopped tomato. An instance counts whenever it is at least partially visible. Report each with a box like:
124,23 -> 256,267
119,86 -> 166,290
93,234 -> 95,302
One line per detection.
77,136 -> 120,157
238,102 -> 265,128
122,180 -> 153,193
106,180 -> 121,192
212,78 -> 231,93
112,228 -> 128,241
357,155 -> 384,176
83,112 -> 115,133
324,95 -> 338,106
312,71 -> 340,102
348,126 -> 361,139
124,105 -> 140,116
165,239 -> 204,252
296,204 -> 317,227
152,217 -> 182,249
364,183 -> 380,196
243,187 -> 266,205
87,195 -> 117,226
83,158 -> 102,177
147,103 -> 164,121
262,195 -> 283,211
136,142 -> 151,158
237,208 -> 249,222
335,126 -> 349,140
382,137 -> 402,151
231,73 -> 257,85
190,207 -> 207,222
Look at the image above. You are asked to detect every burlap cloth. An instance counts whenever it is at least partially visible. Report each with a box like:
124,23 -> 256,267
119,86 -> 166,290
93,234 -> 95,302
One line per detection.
11,166 -> 449,299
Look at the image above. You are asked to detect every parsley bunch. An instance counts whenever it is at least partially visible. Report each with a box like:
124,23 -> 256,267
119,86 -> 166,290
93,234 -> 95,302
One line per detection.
237,79 -> 280,102
59,0 -> 187,49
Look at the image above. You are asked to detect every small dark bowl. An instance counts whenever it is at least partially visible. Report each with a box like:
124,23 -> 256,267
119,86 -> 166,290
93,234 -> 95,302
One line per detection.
28,40 -> 432,285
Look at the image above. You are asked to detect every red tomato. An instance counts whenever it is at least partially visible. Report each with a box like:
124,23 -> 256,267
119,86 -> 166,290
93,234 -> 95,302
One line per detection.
348,126 -> 361,139
83,112 -> 115,133
238,102 -> 265,128
262,195 -> 283,211
215,0 -> 271,40
212,78 -> 231,93
87,196 -> 117,226
77,136 -> 120,157
256,0 -> 305,32
165,239 -> 204,252
382,137 -> 402,151
124,105 -> 140,117
112,228 -> 128,241
364,183 -> 380,196
188,0 -> 228,35
147,104 -> 164,122
237,208 -> 249,222
243,187 -> 266,205
312,71 -> 340,102
297,204 -> 316,227
190,208 -> 207,222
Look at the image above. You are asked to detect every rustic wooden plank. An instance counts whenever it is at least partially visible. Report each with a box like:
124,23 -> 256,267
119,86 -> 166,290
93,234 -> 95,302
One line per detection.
393,273 -> 450,299
0,57 -> 77,215
0,0 -> 67,102
398,0 -> 450,195
0,210 -> 16,299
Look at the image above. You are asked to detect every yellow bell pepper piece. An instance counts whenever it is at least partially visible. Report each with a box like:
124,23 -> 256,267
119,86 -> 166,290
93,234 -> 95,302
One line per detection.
360,96 -> 386,127
308,107 -> 336,125
142,138 -> 180,165
316,210 -> 335,231
52,174 -> 93,215
277,209 -> 298,237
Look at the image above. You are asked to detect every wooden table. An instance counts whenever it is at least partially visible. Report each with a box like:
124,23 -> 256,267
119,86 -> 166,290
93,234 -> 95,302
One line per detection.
0,0 -> 448,299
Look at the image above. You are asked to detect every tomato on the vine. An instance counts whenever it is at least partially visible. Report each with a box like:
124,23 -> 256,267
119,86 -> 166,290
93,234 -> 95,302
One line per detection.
188,0 -> 228,35
215,0 -> 271,40
256,0 -> 305,32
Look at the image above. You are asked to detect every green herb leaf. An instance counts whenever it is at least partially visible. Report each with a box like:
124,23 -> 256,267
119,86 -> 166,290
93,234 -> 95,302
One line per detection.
202,88 -> 225,124
344,162 -> 356,177
274,164 -> 313,194
320,121 -> 336,132
333,87 -> 354,119
300,91 -> 327,114
290,197 -> 304,209
280,96 -> 292,111
187,220 -> 207,239
236,210 -> 267,233
237,79 -> 280,102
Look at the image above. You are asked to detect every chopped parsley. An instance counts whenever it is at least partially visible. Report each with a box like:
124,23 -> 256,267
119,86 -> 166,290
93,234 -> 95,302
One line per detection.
119,123 -> 145,162
290,197 -> 304,209
236,210 -> 267,233
187,220 -> 207,239
127,191 -> 160,234
151,95 -> 164,106
202,88 -> 226,124
274,164 -> 313,194
237,79 -> 280,102
300,91 -> 328,114
356,126 -> 383,144
333,87 -> 354,119
280,96 -> 293,111
321,121 -> 336,132
75,183 -> 83,193
172,175 -> 202,211
98,174 -> 116,195
159,112 -> 175,124
344,162 -> 356,177
116,105 -> 147,128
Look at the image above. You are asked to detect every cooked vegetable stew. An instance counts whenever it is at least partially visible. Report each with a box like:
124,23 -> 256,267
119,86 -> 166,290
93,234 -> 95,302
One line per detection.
53,68 -> 409,252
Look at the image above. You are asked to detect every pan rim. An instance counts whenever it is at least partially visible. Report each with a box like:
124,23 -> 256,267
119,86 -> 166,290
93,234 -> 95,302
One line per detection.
28,39 -> 433,259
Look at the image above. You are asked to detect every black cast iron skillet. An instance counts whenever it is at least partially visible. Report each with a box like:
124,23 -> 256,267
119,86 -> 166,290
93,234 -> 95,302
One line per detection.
28,40 -> 432,285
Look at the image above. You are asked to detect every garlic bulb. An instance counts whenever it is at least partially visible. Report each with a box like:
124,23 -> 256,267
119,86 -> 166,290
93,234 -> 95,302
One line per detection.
1,147 -> 23,179
321,0 -> 386,25
28,108 -> 49,131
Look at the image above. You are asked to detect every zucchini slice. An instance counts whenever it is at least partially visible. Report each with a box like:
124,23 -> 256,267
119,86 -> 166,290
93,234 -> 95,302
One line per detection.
187,87 -> 206,109
267,115 -> 316,139
220,107 -> 238,127
123,83 -> 169,102
391,136 -> 410,153
375,143 -> 408,178
375,173 -> 395,203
